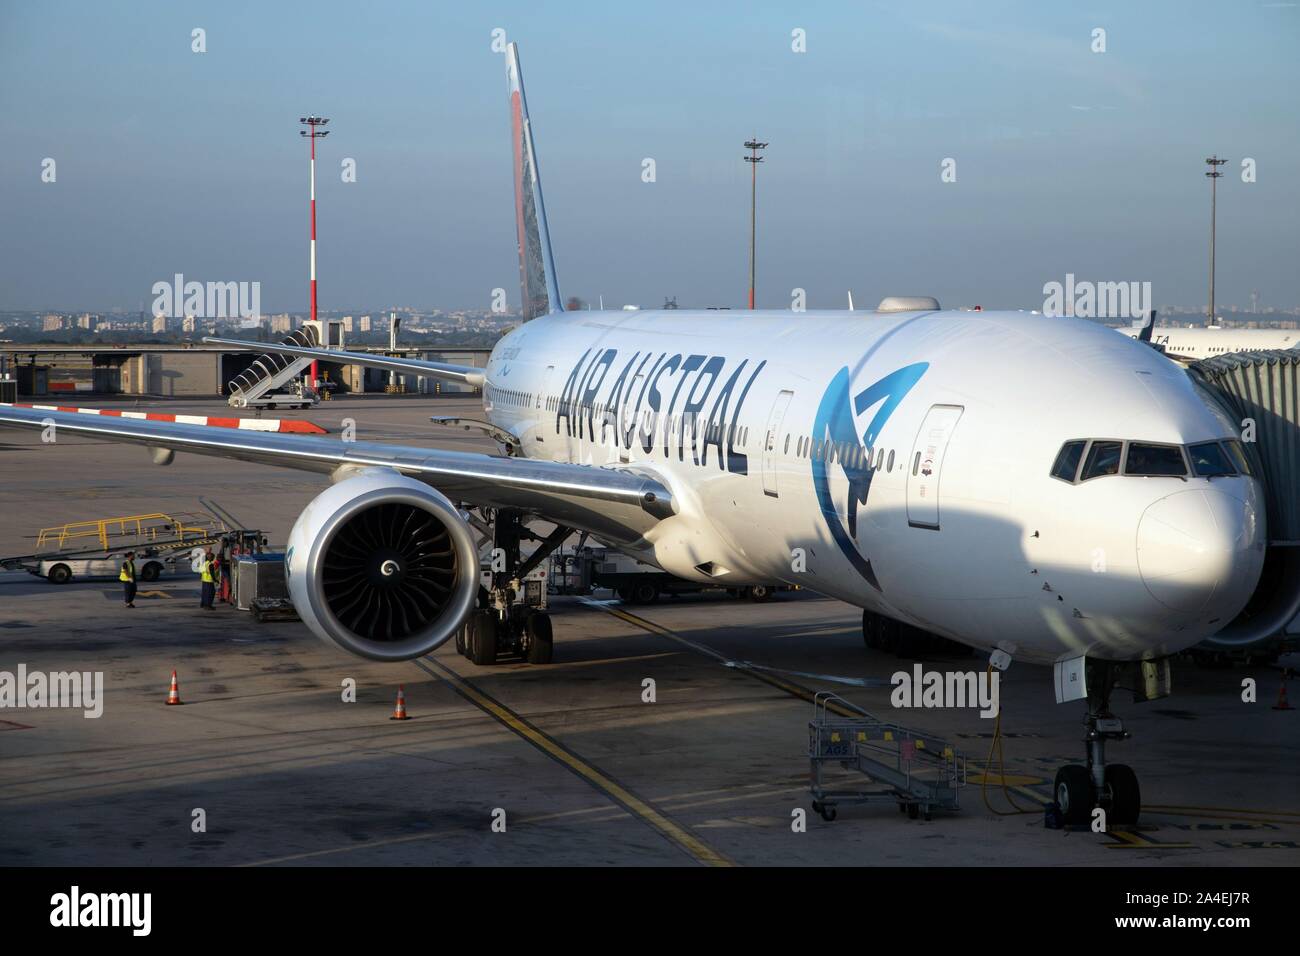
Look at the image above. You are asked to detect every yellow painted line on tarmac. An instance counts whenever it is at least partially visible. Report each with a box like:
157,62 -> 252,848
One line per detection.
1145,804 -> 1300,825
241,783 -> 801,866
965,771 -> 1045,788
1104,829 -> 1194,849
598,604 -> 866,719
595,604 -> 1057,811
965,762 -> 1050,808
414,656 -> 734,868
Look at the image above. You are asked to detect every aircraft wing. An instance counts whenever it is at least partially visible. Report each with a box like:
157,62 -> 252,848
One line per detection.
0,405 -> 672,545
202,336 -> 487,387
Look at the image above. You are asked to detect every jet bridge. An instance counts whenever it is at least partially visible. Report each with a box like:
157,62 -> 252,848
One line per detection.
1189,350 -> 1300,647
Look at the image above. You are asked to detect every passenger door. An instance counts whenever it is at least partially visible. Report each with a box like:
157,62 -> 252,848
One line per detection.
906,404 -> 963,530
761,390 -> 794,498
536,365 -> 553,410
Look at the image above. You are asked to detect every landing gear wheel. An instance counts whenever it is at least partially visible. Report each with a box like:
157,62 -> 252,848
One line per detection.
140,562 -> 162,582
1054,764 -> 1094,826
862,611 -> 880,649
467,609 -> 499,666
880,617 -> 901,655
632,581 -> 659,604
525,611 -> 554,665
1105,764 -> 1141,825
47,564 -> 72,585
907,802 -> 919,820
454,619 -> 467,656
812,801 -> 836,822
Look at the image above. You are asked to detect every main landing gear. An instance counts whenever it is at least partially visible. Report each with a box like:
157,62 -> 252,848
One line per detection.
861,608 -> 971,658
1053,661 -> 1141,827
453,507 -> 569,667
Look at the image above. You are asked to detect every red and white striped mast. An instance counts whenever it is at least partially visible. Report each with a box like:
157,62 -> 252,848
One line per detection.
300,115 -> 329,386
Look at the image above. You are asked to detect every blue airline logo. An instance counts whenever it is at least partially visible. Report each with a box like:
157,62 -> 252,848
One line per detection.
811,362 -> 929,590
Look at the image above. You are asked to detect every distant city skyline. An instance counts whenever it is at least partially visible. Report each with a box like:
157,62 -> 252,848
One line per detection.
3,1 -> 1298,314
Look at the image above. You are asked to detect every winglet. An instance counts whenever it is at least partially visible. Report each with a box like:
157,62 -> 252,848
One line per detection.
506,43 -> 562,320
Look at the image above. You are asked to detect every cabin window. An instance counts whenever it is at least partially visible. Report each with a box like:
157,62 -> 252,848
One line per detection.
1080,441 -> 1123,481
1125,443 -> 1188,477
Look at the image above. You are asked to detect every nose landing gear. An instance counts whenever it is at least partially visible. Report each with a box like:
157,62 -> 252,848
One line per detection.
1053,661 -> 1147,827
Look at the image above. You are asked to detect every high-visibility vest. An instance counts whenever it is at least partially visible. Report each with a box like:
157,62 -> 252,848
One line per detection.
201,559 -> 215,584
119,560 -> 135,582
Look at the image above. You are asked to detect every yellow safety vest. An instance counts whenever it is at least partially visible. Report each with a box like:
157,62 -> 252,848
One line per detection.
201,559 -> 215,584
119,560 -> 135,582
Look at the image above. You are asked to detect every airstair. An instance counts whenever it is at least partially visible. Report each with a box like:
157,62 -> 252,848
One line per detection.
808,693 -> 966,821
226,326 -> 321,409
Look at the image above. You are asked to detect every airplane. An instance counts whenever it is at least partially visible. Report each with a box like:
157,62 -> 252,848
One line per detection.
2,43 -> 1293,827
1117,323 -> 1299,362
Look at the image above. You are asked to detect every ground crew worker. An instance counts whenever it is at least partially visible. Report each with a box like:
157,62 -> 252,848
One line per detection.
200,547 -> 217,610
120,551 -> 137,608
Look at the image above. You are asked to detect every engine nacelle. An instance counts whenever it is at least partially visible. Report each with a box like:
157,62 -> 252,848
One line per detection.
285,469 -> 479,661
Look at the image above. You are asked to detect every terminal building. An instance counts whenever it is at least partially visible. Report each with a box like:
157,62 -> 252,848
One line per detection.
0,344 -> 490,398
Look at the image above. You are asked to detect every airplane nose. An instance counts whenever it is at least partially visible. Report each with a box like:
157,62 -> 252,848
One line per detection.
1136,488 -> 1258,613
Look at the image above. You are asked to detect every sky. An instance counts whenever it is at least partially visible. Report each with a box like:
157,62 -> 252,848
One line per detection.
1,0 -> 1297,314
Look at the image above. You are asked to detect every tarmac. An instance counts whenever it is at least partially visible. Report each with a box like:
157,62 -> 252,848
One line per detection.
1,395 -> 1297,866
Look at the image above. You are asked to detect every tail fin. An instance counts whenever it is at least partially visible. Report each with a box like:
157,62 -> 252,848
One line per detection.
506,43 -> 562,319
1137,308 -> 1156,343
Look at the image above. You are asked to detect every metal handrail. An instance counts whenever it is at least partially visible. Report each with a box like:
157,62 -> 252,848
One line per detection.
36,512 -> 224,553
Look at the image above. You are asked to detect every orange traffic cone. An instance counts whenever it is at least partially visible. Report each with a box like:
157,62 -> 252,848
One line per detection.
389,685 -> 411,721
165,670 -> 184,706
1273,679 -> 1294,711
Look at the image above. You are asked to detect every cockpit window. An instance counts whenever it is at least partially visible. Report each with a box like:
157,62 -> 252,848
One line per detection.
1223,439 -> 1253,477
1188,442 -> 1236,477
1051,441 -> 1086,482
1080,441 -> 1123,480
1124,443 -> 1188,477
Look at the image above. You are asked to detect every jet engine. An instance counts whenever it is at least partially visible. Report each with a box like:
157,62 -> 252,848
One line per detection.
284,469 -> 479,661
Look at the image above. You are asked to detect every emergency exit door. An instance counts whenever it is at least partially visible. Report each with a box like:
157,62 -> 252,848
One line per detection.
906,404 -> 963,530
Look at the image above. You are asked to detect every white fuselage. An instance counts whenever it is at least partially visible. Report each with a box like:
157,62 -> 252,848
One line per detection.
1118,325 -> 1300,360
479,308 -> 1266,667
